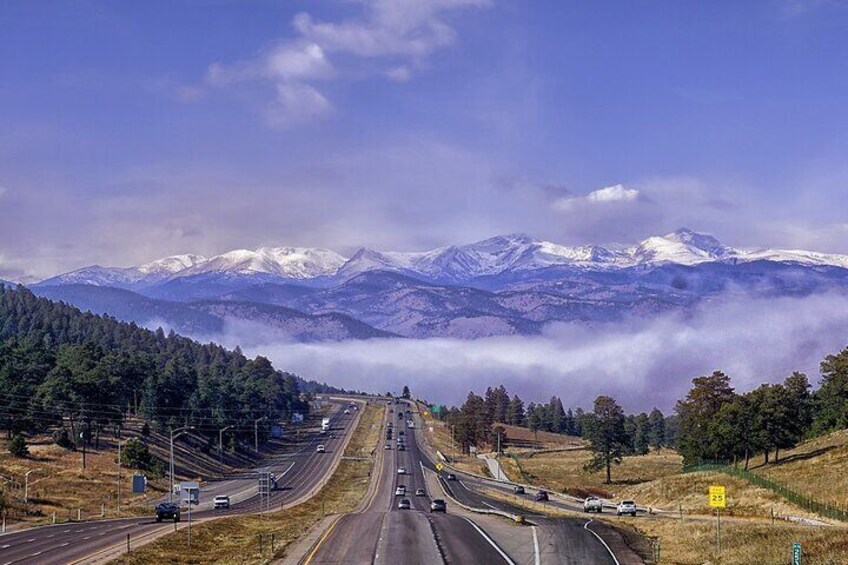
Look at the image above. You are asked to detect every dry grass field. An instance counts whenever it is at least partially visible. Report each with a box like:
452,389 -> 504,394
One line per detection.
630,518 -> 848,565
0,437 -> 165,525
113,403 -> 383,565
501,448 -> 684,498
618,470 -> 826,521
752,428 -> 848,510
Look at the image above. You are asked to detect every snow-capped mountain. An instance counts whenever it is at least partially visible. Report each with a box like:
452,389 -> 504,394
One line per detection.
177,247 -> 346,279
38,254 -> 207,288
30,229 -> 848,342
35,228 -> 848,290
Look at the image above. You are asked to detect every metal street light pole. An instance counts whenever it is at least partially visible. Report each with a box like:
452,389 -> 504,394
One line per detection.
219,425 -> 234,470
254,417 -> 267,454
169,426 -> 195,503
24,470 -> 35,504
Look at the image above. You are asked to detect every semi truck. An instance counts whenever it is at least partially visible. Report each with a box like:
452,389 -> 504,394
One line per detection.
321,417 -> 331,432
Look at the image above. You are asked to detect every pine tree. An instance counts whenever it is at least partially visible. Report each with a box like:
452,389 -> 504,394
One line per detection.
647,408 -> 665,451
633,413 -> 650,455
582,396 -> 628,484
507,395 -> 525,426
675,371 -> 736,464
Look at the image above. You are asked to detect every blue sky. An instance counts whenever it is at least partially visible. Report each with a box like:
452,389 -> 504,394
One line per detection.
2,0 -> 848,280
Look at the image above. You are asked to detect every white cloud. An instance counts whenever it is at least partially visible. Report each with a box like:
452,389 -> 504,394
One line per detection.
265,82 -> 333,127
552,184 -> 642,211
292,0 -> 488,59
202,0 -> 489,128
586,184 -> 640,203
265,43 -> 333,81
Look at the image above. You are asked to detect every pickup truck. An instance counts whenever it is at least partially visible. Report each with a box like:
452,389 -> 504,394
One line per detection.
583,496 -> 603,513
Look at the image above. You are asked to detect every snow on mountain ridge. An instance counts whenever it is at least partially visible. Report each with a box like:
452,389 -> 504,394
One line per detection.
36,229 -> 848,286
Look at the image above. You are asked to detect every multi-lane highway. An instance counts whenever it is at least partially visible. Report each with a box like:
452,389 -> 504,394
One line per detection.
303,400 -> 644,565
0,402 -> 360,565
304,402 -> 511,565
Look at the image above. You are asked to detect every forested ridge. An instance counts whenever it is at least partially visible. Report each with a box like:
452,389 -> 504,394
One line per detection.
0,284 -> 331,446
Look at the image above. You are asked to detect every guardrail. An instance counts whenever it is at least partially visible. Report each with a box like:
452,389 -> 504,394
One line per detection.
683,462 -> 848,522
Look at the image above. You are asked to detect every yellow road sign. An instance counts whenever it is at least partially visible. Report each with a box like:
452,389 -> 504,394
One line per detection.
709,485 -> 726,508
436,463 -> 444,471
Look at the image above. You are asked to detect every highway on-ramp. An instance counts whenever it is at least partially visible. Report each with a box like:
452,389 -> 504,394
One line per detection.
0,402 -> 360,565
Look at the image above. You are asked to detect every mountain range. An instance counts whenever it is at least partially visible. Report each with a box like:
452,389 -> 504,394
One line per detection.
29,229 -> 848,341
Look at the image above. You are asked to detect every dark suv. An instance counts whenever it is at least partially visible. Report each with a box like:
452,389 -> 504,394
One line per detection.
155,502 -> 181,522
534,490 -> 549,502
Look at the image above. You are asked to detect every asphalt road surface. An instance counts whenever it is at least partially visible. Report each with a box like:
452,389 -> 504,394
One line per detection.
409,403 -> 628,565
0,403 -> 359,565
305,404 -> 511,565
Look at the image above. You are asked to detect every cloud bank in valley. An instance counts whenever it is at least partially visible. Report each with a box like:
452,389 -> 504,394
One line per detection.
216,291 -> 848,413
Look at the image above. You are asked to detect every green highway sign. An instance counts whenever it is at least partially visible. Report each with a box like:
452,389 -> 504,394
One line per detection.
793,542 -> 802,565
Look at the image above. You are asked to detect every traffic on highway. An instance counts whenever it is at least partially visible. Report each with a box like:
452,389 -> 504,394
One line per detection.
0,402 -> 360,565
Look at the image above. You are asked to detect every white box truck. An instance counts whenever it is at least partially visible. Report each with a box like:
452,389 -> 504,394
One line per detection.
321,417 -> 331,432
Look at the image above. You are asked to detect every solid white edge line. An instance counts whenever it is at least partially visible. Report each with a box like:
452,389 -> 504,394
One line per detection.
532,526 -> 540,565
462,517 -> 515,565
583,519 -> 621,565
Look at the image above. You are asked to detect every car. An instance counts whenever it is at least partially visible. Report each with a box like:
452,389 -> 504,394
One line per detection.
399,430 -> 405,436
430,499 -> 447,513
213,495 -> 231,510
155,502 -> 181,522
584,497 -> 603,513
395,485 -> 406,496
385,444 -> 392,450
513,485 -> 525,495
398,444 -> 405,451
617,500 -> 637,517
316,444 -> 326,453
534,490 -> 549,502
445,473 -> 456,481
344,409 -> 351,414
387,422 -> 393,427
397,466 -> 407,475
398,498 -> 411,510
415,488 -> 426,496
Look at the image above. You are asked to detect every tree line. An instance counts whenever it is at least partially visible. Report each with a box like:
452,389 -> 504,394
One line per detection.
0,285 -> 320,453
431,343 -> 848,483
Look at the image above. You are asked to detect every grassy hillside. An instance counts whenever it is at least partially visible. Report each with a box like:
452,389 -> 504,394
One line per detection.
501,448 -> 683,498
753,428 -> 848,509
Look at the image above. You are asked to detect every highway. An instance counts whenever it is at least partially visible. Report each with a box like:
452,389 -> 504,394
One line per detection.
409,402 -> 644,565
0,402 -> 360,565
304,403 -> 511,565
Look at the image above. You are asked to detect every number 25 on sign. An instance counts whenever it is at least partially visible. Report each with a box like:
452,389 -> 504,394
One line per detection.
709,485 -> 726,508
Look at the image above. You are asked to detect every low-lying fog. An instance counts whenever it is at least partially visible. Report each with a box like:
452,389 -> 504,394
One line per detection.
206,292 -> 848,412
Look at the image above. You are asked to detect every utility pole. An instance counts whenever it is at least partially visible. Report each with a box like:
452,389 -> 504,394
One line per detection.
81,429 -> 87,470
117,440 -> 122,515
